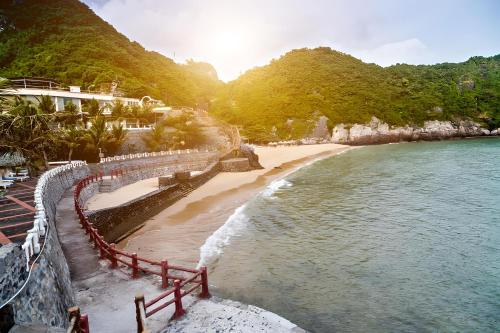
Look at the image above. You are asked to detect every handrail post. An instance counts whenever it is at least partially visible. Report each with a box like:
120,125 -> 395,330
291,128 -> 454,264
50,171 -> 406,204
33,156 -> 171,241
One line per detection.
199,266 -> 211,299
172,279 -> 185,319
98,235 -> 106,259
135,293 -> 146,333
160,260 -> 168,289
91,227 -> 98,248
109,243 -> 118,269
80,313 -> 90,333
88,224 -> 94,242
132,253 -> 139,279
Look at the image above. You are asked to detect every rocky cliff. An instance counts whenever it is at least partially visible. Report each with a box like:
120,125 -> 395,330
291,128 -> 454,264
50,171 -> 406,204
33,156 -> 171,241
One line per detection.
331,117 -> 497,145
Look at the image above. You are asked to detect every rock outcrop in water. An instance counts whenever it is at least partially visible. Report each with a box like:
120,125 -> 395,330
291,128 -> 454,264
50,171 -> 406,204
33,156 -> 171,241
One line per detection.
331,117 -> 497,145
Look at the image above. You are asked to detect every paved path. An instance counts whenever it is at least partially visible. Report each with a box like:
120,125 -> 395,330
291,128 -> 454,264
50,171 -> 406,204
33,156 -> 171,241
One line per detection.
55,187 -> 174,332
55,188 -> 100,281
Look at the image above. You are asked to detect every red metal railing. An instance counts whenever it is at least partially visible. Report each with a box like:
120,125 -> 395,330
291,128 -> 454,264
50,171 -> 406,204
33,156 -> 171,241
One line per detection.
73,174 -> 210,324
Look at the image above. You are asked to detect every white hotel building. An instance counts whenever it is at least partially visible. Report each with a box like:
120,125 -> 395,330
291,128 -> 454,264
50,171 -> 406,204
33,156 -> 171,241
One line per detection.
2,77 -> 171,129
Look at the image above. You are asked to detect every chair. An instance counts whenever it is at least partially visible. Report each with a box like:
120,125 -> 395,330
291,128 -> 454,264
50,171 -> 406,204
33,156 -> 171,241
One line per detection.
0,181 -> 13,189
5,172 -> 29,182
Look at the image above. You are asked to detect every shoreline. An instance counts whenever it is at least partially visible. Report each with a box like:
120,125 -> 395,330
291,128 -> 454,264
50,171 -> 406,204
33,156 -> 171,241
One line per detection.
118,143 -> 354,266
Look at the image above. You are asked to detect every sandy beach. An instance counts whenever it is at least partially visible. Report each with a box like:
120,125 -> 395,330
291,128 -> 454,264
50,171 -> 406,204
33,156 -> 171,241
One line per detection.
114,143 -> 352,266
86,177 -> 161,210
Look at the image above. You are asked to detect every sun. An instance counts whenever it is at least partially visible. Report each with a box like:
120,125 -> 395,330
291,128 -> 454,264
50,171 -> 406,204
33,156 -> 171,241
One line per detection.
210,29 -> 250,57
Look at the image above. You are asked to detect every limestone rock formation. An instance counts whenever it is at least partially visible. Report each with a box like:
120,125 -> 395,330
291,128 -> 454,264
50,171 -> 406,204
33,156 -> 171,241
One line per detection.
309,116 -> 330,139
331,116 -> 492,145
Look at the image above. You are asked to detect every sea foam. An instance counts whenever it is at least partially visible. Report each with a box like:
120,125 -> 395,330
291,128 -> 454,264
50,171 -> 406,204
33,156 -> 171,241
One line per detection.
261,178 -> 293,198
197,150 -> 350,268
197,204 -> 249,268
197,178 -> 293,268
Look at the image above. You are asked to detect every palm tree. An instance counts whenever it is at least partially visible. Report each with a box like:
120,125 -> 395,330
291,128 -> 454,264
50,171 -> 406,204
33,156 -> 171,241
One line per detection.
0,96 -> 53,170
57,100 -> 81,127
0,78 -> 11,108
83,98 -> 102,118
37,95 -> 56,114
61,126 -> 84,162
36,95 -> 57,167
127,104 -> 155,128
142,124 -> 168,151
111,100 -> 127,120
106,124 -> 127,155
84,115 -> 111,158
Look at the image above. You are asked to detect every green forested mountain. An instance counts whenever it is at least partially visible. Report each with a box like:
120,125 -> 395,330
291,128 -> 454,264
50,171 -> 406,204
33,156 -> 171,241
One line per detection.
212,48 -> 500,141
0,0 -> 221,106
1,1 -> 499,142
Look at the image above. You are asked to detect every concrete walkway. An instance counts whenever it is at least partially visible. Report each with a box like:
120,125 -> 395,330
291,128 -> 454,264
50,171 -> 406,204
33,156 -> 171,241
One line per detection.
56,188 -> 100,281
55,187 -> 183,332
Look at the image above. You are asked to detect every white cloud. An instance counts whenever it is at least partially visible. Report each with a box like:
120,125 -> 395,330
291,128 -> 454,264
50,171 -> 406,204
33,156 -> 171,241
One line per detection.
82,0 -> 499,80
351,38 -> 433,67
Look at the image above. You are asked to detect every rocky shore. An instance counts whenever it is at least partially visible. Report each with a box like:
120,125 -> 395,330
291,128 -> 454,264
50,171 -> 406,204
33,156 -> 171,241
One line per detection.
331,117 -> 498,145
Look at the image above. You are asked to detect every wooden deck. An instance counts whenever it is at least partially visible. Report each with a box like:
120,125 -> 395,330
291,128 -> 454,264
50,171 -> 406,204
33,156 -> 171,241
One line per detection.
0,178 -> 37,246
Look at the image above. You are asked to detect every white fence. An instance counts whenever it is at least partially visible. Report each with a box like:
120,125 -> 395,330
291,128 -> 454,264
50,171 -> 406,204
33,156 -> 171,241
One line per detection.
21,161 -> 89,270
99,148 -> 216,163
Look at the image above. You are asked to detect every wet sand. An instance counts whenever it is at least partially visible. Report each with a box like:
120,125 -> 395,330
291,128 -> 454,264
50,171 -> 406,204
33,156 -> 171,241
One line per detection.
118,144 -> 352,266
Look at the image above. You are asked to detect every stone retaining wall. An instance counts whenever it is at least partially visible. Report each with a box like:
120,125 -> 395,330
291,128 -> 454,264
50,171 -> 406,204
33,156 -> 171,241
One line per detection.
220,158 -> 251,172
86,162 -> 220,243
0,164 -> 90,330
102,159 -> 213,192
0,245 -> 27,306
98,151 -> 219,175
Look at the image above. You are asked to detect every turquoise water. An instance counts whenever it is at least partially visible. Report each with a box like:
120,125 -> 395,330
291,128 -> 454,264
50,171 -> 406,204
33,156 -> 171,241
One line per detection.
206,138 -> 500,332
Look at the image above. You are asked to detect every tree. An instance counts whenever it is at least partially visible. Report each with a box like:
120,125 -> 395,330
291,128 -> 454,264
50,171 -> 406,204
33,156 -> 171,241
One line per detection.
83,98 -> 102,118
106,124 -> 127,155
56,100 -> 81,127
162,112 -> 205,148
127,105 -> 154,127
0,96 -> 53,171
37,95 -> 56,114
142,124 -> 167,151
84,115 -> 111,158
111,99 -> 127,120
35,95 -> 57,167
60,126 -> 84,162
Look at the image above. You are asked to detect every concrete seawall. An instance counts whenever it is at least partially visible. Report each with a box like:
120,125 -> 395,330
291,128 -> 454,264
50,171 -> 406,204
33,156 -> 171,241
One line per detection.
87,162 -> 221,242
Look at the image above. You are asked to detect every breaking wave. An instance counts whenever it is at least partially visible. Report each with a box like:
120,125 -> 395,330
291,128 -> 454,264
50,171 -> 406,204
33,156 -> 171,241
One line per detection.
197,204 -> 249,268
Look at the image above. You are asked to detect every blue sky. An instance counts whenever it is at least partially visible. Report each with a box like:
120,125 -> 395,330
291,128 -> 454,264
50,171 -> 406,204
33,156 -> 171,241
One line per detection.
82,0 -> 500,81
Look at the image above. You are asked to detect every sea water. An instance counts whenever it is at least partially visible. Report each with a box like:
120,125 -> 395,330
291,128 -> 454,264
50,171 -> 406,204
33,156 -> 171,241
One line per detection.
203,138 -> 500,332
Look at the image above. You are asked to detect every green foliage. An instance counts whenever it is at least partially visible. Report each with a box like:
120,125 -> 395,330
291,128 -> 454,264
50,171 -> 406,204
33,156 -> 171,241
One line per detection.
107,124 -> 127,155
56,100 -> 81,127
0,0 -> 221,106
141,111 -> 205,151
82,98 -> 102,118
0,96 -> 54,168
142,124 -> 168,152
212,48 -> 500,141
110,100 -> 126,119
60,125 -> 84,162
161,112 -> 206,148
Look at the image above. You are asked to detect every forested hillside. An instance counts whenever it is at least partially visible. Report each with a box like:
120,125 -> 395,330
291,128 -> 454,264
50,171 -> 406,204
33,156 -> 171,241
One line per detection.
1,1 -> 498,142
211,48 -> 500,141
0,0 -> 221,106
